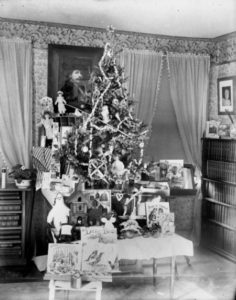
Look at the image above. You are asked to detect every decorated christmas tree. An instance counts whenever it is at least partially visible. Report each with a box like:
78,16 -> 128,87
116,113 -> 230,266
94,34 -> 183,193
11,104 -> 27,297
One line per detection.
60,28 -> 148,188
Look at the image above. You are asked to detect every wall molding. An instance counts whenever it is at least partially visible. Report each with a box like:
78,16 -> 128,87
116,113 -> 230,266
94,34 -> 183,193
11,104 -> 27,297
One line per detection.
0,17 -> 214,42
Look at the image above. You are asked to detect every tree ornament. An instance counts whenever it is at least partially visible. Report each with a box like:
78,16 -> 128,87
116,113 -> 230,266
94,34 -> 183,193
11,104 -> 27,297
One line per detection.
111,154 -> 125,177
139,142 -> 144,148
82,146 -> 89,153
88,158 -> 108,183
101,105 -> 110,123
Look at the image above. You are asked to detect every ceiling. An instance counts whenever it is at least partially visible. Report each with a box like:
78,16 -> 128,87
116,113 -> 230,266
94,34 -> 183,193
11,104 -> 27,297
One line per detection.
1,0 -> 236,38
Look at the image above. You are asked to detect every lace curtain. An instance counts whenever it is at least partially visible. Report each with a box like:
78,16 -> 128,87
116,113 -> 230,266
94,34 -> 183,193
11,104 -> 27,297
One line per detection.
0,38 -> 32,169
167,53 -> 210,245
119,49 -> 163,158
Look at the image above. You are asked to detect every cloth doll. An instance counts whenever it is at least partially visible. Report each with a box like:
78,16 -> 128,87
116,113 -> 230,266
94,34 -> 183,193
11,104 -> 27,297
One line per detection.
55,91 -> 67,115
47,192 -> 70,240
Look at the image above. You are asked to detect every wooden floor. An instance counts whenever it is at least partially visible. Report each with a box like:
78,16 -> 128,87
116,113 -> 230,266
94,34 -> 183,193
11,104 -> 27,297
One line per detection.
0,246 -> 235,300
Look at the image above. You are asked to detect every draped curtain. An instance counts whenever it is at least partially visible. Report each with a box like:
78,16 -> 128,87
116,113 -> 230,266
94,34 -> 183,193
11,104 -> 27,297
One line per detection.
0,39 -> 32,169
167,53 -> 210,245
119,49 -> 163,131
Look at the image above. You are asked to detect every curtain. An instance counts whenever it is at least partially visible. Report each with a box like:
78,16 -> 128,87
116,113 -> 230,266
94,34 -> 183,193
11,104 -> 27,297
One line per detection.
0,38 -> 32,169
119,50 -> 163,154
167,53 -> 210,245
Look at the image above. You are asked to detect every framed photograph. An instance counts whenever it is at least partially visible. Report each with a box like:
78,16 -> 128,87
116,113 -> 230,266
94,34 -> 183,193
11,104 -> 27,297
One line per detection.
205,120 -> 220,138
218,76 -> 236,115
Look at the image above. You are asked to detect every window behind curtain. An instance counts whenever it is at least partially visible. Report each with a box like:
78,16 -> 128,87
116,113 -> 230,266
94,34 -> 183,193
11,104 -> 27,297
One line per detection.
145,57 -> 187,162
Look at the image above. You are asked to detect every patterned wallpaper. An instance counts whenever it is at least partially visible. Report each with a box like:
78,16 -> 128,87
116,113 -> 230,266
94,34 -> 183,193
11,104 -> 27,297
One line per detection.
208,33 -> 236,122
0,19 -> 235,143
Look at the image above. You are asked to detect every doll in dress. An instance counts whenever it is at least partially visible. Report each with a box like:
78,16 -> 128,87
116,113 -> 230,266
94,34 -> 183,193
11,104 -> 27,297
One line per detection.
37,111 -> 53,147
55,91 -> 67,115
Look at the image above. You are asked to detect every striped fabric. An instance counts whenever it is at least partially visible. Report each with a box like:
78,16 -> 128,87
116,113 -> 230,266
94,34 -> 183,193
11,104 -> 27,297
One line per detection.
32,147 -> 52,190
32,147 -> 52,171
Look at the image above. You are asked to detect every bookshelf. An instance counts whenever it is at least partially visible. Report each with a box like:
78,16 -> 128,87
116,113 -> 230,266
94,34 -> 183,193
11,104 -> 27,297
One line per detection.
201,138 -> 236,262
0,184 -> 30,266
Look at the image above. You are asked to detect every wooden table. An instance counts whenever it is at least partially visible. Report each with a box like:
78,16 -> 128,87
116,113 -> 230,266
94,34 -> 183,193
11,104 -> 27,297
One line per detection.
117,234 -> 194,299
44,234 -> 193,300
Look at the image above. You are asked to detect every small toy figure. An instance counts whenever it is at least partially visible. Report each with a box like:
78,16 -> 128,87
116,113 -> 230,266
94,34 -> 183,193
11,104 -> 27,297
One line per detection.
55,91 -> 67,115
95,146 -> 104,159
120,218 -> 142,239
101,105 -> 110,123
113,99 -> 121,121
38,96 -> 54,115
101,215 -> 116,230
111,153 -> 125,177
47,192 -> 70,241
37,111 -> 53,147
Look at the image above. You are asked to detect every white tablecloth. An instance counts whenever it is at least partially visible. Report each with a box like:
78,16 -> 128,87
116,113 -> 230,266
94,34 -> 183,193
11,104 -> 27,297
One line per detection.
117,234 -> 193,260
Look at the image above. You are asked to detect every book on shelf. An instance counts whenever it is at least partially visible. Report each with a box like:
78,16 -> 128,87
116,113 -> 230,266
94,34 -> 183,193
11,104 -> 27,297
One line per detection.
0,192 -> 21,197
0,215 -> 20,221
0,199 -> 21,204
0,205 -> 21,211
0,221 -> 19,227
0,235 -> 21,240
0,246 -> 21,252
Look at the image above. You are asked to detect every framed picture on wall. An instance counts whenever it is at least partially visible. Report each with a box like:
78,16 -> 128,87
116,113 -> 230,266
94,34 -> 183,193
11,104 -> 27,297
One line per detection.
218,76 -> 236,115
48,45 -> 103,113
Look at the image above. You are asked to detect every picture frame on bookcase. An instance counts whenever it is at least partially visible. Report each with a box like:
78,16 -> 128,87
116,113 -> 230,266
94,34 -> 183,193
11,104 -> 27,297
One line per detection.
218,76 -> 236,115
218,124 -> 231,139
205,120 -> 220,138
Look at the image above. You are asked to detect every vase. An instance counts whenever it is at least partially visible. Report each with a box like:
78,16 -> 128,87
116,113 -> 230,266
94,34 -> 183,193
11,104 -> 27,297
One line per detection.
14,179 -> 31,189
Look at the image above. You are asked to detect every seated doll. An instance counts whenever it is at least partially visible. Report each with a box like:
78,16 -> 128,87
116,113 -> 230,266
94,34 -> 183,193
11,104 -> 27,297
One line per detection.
47,192 -> 71,242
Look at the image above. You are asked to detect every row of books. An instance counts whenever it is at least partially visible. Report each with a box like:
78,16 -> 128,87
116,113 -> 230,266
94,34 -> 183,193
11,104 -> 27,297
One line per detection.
0,246 -> 22,256
0,241 -> 21,248
0,215 -> 20,221
0,234 -> 21,240
204,201 -> 235,228
203,180 -> 236,206
0,192 -> 21,199
203,139 -> 236,162
0,220 -> 19,227
202,221 -> 235,255
0,205 -> 21,211
206,160 -> 236,183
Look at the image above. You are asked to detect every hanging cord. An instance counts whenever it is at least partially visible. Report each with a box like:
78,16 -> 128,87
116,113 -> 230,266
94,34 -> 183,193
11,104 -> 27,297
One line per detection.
143,53 -> 165,154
